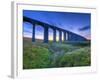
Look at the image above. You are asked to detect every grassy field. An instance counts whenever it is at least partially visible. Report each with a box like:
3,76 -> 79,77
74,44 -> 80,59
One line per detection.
23,37 -> 91,69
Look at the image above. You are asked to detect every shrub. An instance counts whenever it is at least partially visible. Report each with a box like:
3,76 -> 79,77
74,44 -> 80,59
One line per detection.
23,38 -> 91,68
59,47 -> 91,67
23,46 -> 51,69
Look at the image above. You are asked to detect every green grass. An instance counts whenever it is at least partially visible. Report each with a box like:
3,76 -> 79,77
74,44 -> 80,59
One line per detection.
59,47 -> 91,67
23,37 -> 91,69
23,46 -> 51,69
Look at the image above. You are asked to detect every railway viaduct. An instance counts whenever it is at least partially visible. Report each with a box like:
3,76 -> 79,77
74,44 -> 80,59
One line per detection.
23,16 -> 87,43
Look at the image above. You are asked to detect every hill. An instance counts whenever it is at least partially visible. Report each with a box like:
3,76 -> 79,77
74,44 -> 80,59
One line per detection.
23,37 -> 91,69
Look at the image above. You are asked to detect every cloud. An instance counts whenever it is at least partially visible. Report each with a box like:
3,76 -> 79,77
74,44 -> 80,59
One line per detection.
78,25 -> 90,31
24,32 -> 32,38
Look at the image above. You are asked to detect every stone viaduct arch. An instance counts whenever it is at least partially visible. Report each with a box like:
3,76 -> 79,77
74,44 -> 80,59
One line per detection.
23,16 -> 87,43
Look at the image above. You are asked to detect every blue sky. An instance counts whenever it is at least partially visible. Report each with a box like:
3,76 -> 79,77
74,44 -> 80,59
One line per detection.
23,10 -> 91,40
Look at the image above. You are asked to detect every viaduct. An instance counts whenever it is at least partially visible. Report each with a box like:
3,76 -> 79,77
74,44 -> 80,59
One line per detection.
23,16 -> 87,43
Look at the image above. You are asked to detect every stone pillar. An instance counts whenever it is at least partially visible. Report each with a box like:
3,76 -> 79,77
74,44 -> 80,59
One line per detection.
59,30 -> 62,42
53,29 -> 56,42
44,27 -> 49,43
64,32 -> 66,41
32,23 -> 35,42
67,32 -> 71,41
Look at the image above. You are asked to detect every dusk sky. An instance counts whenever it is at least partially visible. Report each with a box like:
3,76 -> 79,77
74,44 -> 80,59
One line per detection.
23,10 -> 91,40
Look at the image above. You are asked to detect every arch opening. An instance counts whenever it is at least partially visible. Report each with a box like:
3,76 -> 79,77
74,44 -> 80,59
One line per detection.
56,30 -> 59,42
35,25 -> 44,42
48,28 -> 53,42
23,22 -> 33,41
